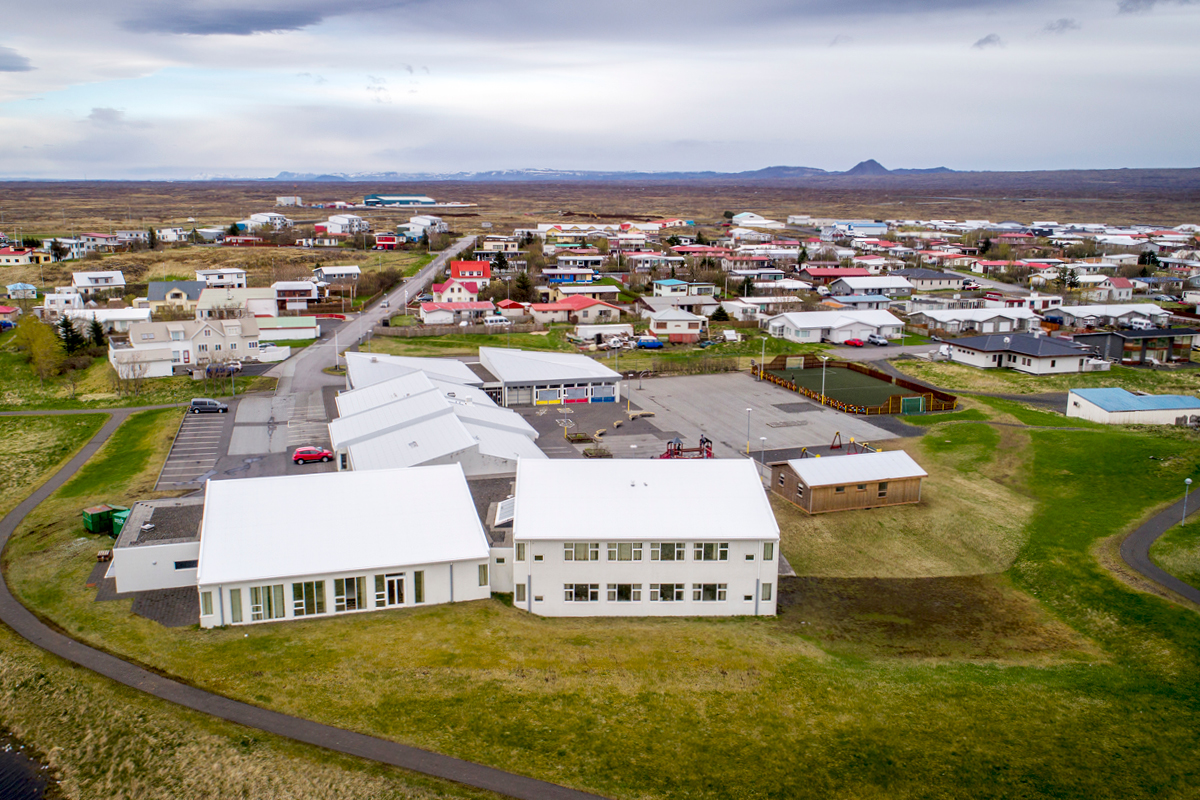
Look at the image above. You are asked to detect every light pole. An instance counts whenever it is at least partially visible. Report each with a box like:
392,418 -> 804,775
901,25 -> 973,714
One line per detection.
759,436 -> 767,469
759,336 -> 767,379
1185,478 -> 1194,525
819,355 -> 831,401
745,407 -> 752,455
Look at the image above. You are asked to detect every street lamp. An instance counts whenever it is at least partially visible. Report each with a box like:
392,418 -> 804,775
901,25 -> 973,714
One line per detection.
759,436 -> 767,468
1185,478 -> 1194,525
759,336 -> 768,379
745,407 -> 752,455
819,355 -> 831,401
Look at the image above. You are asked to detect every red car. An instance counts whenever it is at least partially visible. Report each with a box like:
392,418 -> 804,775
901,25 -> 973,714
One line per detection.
843,338 -> 866,347
293,446 -> 333,464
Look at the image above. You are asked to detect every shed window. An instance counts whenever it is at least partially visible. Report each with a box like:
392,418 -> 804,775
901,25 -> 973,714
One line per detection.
856,484 -> 866,492
778,473 -> 785,486
878,482 -> 889,498
835,486 -> 846,494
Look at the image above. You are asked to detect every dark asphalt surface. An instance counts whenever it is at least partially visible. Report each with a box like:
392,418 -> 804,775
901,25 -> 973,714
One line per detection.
1120,496 -> 1200,606
0,414 -> 608,797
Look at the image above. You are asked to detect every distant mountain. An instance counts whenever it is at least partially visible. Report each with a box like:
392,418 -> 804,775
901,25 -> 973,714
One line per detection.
844,159 -> 890,176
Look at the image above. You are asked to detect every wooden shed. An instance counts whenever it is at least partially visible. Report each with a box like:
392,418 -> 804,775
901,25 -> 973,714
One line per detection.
770,451 -> 927,514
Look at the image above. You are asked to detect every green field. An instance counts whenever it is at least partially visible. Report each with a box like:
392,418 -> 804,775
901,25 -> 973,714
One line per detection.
1151,521 -> 1200,588
893,358 -> 1200,397
8,395 -> 1200,799
768,364 -> 910,407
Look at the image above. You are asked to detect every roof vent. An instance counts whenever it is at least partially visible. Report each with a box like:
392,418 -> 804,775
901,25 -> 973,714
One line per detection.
371,357 -> 378,363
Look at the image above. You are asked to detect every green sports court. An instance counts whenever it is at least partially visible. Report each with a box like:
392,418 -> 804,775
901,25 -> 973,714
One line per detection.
766,365 -> 918,409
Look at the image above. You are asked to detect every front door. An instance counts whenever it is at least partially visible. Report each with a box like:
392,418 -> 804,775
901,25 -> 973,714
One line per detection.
386,574 -> 404,606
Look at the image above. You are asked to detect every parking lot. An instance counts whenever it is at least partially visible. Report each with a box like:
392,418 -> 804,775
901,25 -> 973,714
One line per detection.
154,410 -> 234,490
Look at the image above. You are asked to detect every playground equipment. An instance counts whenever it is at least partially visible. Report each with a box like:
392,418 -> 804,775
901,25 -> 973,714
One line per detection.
658,435 -> 714,459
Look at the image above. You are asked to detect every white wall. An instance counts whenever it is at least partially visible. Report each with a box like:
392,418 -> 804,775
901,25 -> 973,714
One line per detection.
950,346 -> 1086,374
258,324 -> 319,341
199,558 -> 490,628
489,547 -> 515,593
111,541 -> 200,593
1066,392 -> 1196,425
512,538 -> 778,617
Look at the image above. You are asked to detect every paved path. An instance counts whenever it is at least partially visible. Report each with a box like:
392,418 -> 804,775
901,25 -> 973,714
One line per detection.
1120,497 -> 1200,606
0,407 -> 606,800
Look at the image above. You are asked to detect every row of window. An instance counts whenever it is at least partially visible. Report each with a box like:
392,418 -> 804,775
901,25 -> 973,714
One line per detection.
199,566 -> 488,622
513,582 -> 774,604
779,473 -> 889,499
517,542 -> 774,563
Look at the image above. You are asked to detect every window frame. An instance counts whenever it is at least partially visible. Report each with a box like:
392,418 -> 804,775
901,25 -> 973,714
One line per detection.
563,542 -> 600,562
333,576 -> 367,612
693,542 -> 729,562
651,542 -> 686,561
563,583 -> 600,602
479,563 -> 489,587
692,583 -> 728,602
292,580 -> 327,617
607,542 -> 643,561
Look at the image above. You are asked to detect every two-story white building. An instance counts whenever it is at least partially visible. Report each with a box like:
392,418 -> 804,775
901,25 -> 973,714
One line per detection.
109,317 -> 260,377
508,459 -> 780,617
195,268 -> 248,289
72,271 -> 127,296
313,264 -> 362,283
317,214 -> 369,235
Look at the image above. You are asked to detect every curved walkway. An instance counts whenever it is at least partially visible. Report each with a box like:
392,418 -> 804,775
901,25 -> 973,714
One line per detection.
0,410 -> 605,800
1120,498 -> 1200,606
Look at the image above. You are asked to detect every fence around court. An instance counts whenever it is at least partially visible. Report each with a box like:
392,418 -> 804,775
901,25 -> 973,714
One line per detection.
757,353 -> 958,415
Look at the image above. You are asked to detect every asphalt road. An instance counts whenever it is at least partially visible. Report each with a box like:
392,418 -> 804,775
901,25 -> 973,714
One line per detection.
1120,496 -> 1200,605
0,403 -> 610,798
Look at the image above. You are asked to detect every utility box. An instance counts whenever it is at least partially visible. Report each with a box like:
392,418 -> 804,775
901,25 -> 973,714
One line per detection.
82,504 -> 115,534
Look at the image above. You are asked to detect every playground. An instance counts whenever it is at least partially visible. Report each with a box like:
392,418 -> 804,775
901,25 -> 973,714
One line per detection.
766,365 -> 907,408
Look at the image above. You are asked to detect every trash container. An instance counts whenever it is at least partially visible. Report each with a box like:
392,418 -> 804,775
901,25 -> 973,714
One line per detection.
111,508 -> 132,537
82,504 -> 114,534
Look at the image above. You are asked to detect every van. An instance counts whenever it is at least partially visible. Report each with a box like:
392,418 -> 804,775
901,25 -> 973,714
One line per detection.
1129,317 -> 1156,331
483,315 -> 512,327
189,398 -> 228,414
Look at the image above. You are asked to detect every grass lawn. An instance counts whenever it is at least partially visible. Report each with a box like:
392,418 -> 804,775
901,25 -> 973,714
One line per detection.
10,395 -> 1200,798
368,328 -> 578,358
263,337 -> 319,349
1150,521 -> 1200,587
0,414 -> 107,516
895,331 -> 937,346
891,358 -> 1200,396
0,330 -> 275,410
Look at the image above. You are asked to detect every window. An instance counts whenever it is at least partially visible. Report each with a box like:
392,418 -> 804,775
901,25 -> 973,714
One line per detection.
533,554 -> 543,562
293,581 -> 326,616
761,583 -> 773,601
796,484 -> 805,498
198,344 -> 208,353
514,584 -> 526,603
650,583 -> 684,602
534,595 -> 543,602
607,584 -> 642,602
651,542 -> 686,561
1050,360 -> 1056,367
693,583 -> 728,602
835,486 -> 845,494
214,343 -> 221,351
878,482 -> 889,498
856,484 -> 866,492
249,341 -> 258,349
414,570 -> 425,603
230,588 -> 243,623
778,473 -> 785,486
140,333 -> 154,340
564,542 -> 599,561
479,564 -> 489,587
516,542 -> 526,561
564,583 -> 599,602
174,559 -> 198,570
746,553 -> 755,561
607,542 -> 642,561
250,584 -> 285,621
203,329 -> 212,337
693,542 -> 729,561
495,557 -> 505,564
230,342 -> 237,350
200,591 -> 213,616
334,576 -> 367,612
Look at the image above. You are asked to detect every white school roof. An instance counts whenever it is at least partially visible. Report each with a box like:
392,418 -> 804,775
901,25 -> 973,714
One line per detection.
335,372 -> 494,417
786,451 -> 927,488
478,347 -> 620,384
513,459 -> 779,542
344,351 -> 483,390
196,465 -> 490,586
768,309 -> 904,330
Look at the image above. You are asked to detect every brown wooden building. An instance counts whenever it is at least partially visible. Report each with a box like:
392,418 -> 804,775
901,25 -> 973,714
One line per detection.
770,450 -> 927,514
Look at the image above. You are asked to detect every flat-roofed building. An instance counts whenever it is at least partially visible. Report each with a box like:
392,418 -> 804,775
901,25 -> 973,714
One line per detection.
1067,388 -> 1200,425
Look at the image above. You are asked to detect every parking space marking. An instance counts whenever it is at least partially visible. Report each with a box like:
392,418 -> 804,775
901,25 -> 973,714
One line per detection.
155,412 -> 232,489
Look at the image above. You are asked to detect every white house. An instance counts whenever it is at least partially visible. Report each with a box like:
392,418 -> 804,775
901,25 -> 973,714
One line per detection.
247,212 -> 293,230
110,317 -> 260,376
195,268 -> 247,289
766,310 -> 905,344
197,466 -> 493,628
648,309 -> 706,343
889,268 -> 967,291
1054,304 -> 1170,328
273,281 -> 320,311
40,292 -> 85,319
313,264 -> 362,283
196,288 -> 277,319
508,459 -> 780,617
317,214 -> 368,235
908,307 -> 1042,335
72,271 -> 126,296
432,278 -> 480,303
828,276 -> 914,298
1066,388 -> 1200,425
65,307 -> 151,334
945,333 -> 1101,375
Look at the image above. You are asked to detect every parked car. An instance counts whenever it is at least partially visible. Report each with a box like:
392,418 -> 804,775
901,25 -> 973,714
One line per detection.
866,334 -> 889,346
637,337 -> 664,349
962,281 -> 980,290
816,286 -> 831,296
205,361 -> 242,376
293,446 -> 334,464
416,293 -> 433,303
189,398 -> 228,414
0,320 -> 14,330
1152,294 -> 1178,303
380,300 -> 390,308
843,338 -> 865,347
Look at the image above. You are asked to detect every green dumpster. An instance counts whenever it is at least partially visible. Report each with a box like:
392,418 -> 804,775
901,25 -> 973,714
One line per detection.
112,508 -> 132,537
82,504 -> 114,534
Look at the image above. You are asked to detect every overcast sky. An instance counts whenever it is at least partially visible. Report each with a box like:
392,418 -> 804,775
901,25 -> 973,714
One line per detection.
0,0 -> 1197,178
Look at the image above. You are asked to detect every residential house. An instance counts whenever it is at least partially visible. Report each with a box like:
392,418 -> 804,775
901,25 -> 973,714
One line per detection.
1052,304 -> 1170,328
196,288 -> 277,319
272,281 -> 320,312
508,459 -> 779,617
419,301 -> 495,325
6,283 -> 37,300
312,265 -> 362,284
889,268 -> 967,291
638,295 -> 722,318
0,248 -> 50,266
80,232 -> 120,252
147,281 -> 206,317
0,305 -> 21,323
373,233 -> 403,250
652,279 -> 689,297
908,307 -> 1042,335
432,278 -> 480,303
450,260 -> 492,286
765,310 -> 905,344
197,466 -> 493,628
771,451 -> 927,514
195,268 -> 248,289
828,276 -> 914,298
39,292 -> 84,319
648,309 -> 706,343
821,294 -> 892,311
624,252 -> 686,273
1083,276 -> 1135,303
558,295 -> 621,324
315,214 -> 368,235
478,236 -> 519,253
797,267 -> 870,285
245,212 -> 293,230
109,317 -> 260,377
72,271 -> 126,296
1071,328 -> 1198,365
556,253 -> 606,270
551,284 -> 622,303
541,268 -> 596,284
945,333 -> 1099,374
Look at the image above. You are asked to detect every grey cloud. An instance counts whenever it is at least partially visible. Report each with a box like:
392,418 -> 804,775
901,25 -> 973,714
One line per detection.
972,33 -> 1003,48
1118,0 -> 1195,11
122,5 -> 334,35
85,107 -> 150,128
402,63 -> 414,74
829,34 -> 853,46
0,45 -> 34,72
1044,17 -> 1080,33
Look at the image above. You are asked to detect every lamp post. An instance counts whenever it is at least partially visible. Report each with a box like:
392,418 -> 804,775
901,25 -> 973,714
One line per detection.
745,407 -> 752,455
759,436 -> 767,471
1185,478 -> 1194,525
819,355 -> 831,402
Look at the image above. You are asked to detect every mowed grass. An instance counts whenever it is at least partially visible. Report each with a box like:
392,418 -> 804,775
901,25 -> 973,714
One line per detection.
59,408 -> 179,497
1150,521 -> 1200,587
0,414 -> 107,516
892,358 -> 1200,396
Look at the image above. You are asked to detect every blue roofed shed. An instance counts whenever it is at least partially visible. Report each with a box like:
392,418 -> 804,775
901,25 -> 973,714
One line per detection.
1066,387 -> 1200,425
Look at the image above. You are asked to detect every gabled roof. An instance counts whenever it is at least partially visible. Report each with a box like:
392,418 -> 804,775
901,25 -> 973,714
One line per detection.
147,281 -> 206,302
832,276 -> 915,290
556,295 -> 621,311
787,450 -> 927,488
768,310 -> 904,330
343,351 -> 484,390
799,267 -> 870,277
650,308 -> 705,322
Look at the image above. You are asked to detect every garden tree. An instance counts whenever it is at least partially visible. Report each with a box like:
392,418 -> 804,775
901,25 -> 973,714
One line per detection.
723,211 -> 735,219
695,230 -> 708,245
980,237 -> 992,254
148,227 -> 158,249
710,305 -> 730,322
595,238 -> 609,255
21,237 -> 42,248
740,276 -> 753,296
666,235 -> 680,247
1138,250 -> 1159,267
493,250 -> 509,271
57,316 -> 87,355
50,240 -> 69,261
512,270 -> 535,303
227,222 -> 240,236
797,246 -> 808,264
88,318 -> 106,347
